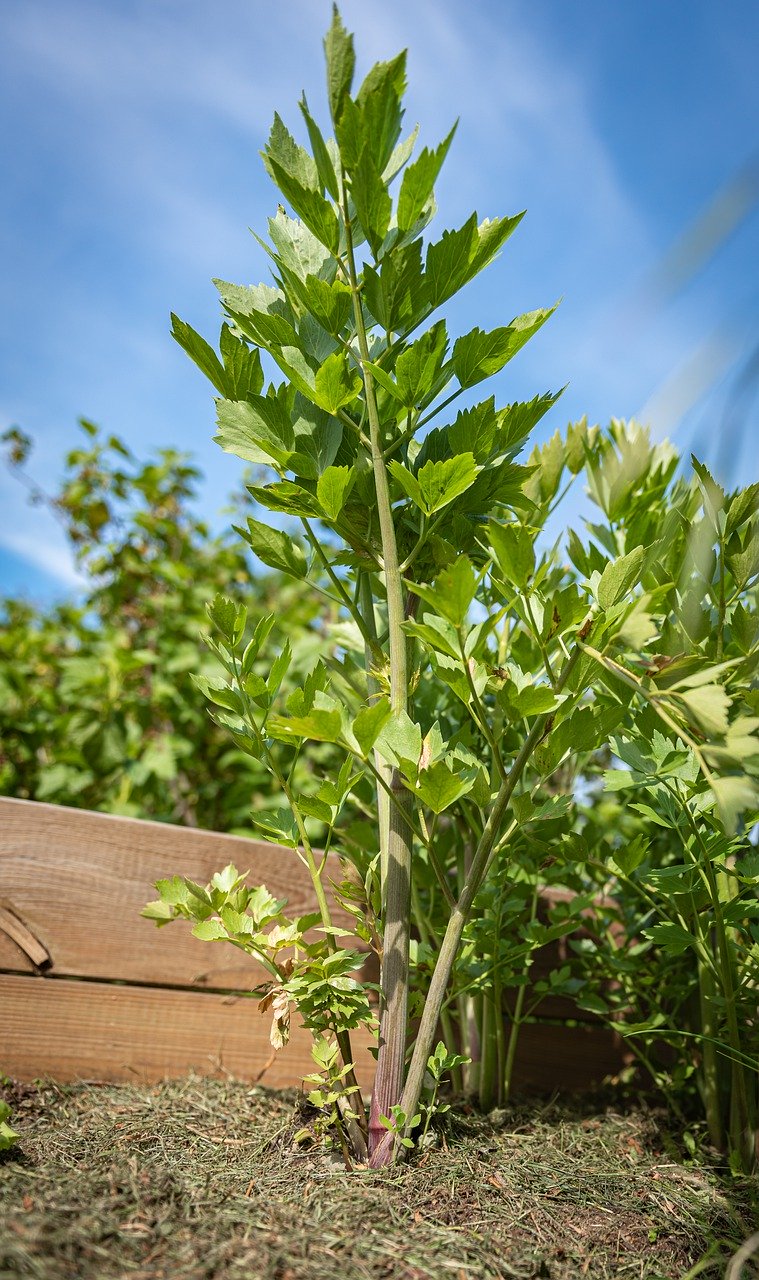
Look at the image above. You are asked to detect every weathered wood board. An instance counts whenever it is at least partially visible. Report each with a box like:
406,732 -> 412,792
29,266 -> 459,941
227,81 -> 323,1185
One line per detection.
0,797 -> 630,1090
0,796 -> 345,988
0,974 -> 624,1093
0,973 -> 377,1088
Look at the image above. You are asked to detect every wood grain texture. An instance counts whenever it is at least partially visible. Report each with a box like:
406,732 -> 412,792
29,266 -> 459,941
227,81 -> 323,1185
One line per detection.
0,974 -> 377,1088
0,796 -> 353,989
0,798 -> 628,1092
507,1019 -> 632,1092
0,974 -> 628,1093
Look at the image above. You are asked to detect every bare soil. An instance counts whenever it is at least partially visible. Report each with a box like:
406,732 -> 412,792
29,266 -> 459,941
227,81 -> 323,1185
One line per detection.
0,1076 -> 756,1280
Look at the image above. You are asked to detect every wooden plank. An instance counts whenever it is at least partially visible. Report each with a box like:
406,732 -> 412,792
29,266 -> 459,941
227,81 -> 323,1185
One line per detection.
0,974 -> 629,1093
0,797 -> 357,989
0,798 -> 616,1022
0,973 -> 377,1088
506,1021 -> 632,1093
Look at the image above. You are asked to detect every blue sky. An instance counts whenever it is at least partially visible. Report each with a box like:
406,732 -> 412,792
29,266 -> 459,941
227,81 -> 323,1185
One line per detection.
1,0 -> 758,601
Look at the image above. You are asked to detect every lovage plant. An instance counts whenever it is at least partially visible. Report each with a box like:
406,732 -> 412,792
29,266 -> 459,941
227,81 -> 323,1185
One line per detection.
145,11 -> 758,1167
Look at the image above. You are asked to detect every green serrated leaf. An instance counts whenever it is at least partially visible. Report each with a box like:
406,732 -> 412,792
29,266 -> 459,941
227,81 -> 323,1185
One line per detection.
263,112 -> 319,191
295,274 -> 353,338
397,125 -> 456,232
268,707 -> 343,744
414,760 -> 476,813
141,900 -> 174,923
596,545 -> 647,610
676,684 -> 731,738
268,642 -> 292,696
192,919 -> 228,942
711,773 -> 757,834
403,615 -> 461,660
425,215 -> 478,309
488,522 -> 534,589
0,1103 -> 19,1151
643,922 -> 696,956
470,213 -> 524,274
238,518 -> 308,578
206,593 -> 246,643
299,93 -> 339,199
390,454 -> 478,516
249,480 -> 321,518
250,807 -> 299,847
452,309 -> 554,389
377,710 -> 422,770
266,156 -> 341,253
726,483 -> 759,537
324,6 -> 355,124
219,324 -> 264,399
353,698 -> 393,755
350,146 -> 392,256
313,352 -> 362,414
407,557 -> 476,627
171,314 -> 227,396
445,398 -> 498,462
393,321 -> 448,408
610,836 -> 649,877
317,465 -> 355,520
215,397 -> 294,469
192,674 -> 244,713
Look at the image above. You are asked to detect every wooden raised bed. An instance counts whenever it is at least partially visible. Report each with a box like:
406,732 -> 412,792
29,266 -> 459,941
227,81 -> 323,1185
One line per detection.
0,797 -> 629,1092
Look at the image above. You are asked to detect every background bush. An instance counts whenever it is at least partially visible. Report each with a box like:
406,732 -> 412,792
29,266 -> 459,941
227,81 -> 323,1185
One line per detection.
0,421 -> 325,831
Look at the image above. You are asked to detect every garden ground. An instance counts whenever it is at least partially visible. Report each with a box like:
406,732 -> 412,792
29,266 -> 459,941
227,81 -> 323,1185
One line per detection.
0,1076 -> 756,1280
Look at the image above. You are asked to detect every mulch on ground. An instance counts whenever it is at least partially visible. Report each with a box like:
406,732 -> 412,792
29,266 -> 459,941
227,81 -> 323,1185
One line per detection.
0,1076 -> 756,1279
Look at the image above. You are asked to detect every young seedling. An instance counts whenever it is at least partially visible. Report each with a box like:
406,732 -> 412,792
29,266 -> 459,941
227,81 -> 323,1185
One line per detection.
0,1100 -> 19,1152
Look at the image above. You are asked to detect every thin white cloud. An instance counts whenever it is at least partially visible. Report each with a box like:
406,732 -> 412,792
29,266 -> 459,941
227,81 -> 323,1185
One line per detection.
1,532 -> 84,591
0,512 -> 84,593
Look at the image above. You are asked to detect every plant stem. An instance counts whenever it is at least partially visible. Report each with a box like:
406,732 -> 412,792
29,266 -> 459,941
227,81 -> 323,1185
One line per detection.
677,799 -> 755,1171
477,992 -> 498,1111
301,520 -> 384,662
342,179 -> 414,1164
700,858 -> 754,1170
502,879 -> 539,1102
459,629 -> 508,782
411,878 -> 464,1095
716,528 -> 726,662
503,976 -> 527,1104
358,571 -> 391,889
232,651 -> 367,1155
697,950 -> 725,1150
391,633 -> 587,1160
523,593 -> 557,687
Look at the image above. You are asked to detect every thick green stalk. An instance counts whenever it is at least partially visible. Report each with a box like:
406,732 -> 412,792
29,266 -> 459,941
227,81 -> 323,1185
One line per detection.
697,951 -> 725,1150
393,639 -> 585,1159
358,572 -> 391,886
503,976 -> 528,1103
341,189 -> 414,1164
477,993 -> 498,1112
502,879 -> 539,1101
715,529 -> 726,662
411,877 -> 464,1095
679,800 -> 755,1171
703,864 -> 754,1171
